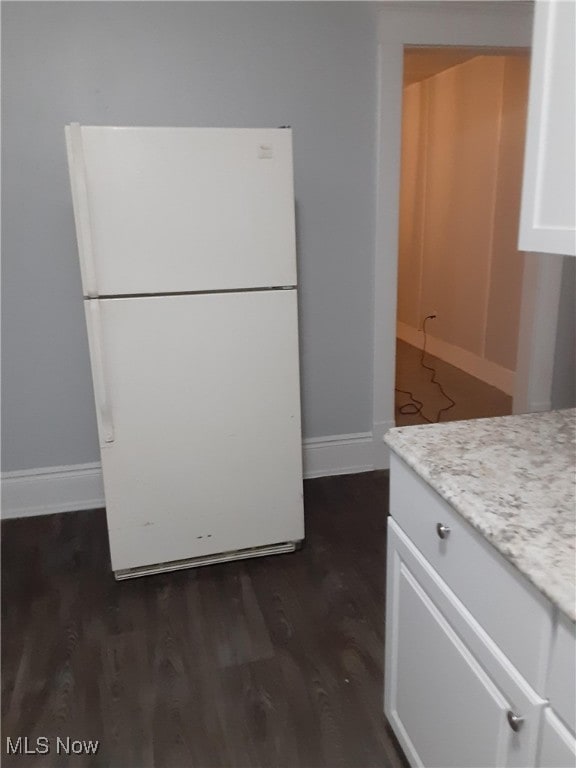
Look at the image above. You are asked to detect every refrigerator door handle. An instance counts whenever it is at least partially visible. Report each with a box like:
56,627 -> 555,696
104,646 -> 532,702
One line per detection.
66,123 -> 98,297
87,300 -> 115,445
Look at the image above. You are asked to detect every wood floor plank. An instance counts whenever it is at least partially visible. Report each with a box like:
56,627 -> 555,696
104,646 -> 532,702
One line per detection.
1,473 -> 408,768
395,338 -> 512,426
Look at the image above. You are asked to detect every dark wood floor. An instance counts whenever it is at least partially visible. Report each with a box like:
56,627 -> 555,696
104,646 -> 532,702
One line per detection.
395,339 -> 512,427
2,472 -> 408,768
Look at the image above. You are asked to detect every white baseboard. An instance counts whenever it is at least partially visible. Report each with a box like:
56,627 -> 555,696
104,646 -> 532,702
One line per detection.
397,322 -> 515,396
1,463 -> 105,520
1,433 -> 377,519
303,432 -> 375,479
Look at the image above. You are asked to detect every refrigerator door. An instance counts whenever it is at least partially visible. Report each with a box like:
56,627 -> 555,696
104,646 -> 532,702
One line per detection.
66,126 -> 297,297
87,290 -> 304,573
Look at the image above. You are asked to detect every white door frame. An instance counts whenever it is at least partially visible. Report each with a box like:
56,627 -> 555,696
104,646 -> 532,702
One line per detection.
372,1 -> 559,469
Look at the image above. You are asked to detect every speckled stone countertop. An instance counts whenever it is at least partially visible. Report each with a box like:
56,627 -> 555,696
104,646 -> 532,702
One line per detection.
385,409 -> 576,622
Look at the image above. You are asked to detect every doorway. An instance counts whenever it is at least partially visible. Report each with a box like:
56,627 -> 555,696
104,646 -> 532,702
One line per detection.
395,47 -> 530,426
370,2 -> 563,470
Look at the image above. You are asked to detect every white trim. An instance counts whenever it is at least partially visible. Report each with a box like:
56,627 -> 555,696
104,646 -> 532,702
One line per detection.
397,322 -> 515,396
417,82 -> 430,324
377,3 -> 534,48
303,432 -> 375,479
482,58 -> 506,360
1,434 -> 378,519
1,463 -> 105,520
373,2 -> 556,444
373,38 -> 403,464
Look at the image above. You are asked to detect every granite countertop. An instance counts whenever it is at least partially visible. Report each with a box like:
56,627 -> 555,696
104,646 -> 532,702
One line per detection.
385,409 -> 576,622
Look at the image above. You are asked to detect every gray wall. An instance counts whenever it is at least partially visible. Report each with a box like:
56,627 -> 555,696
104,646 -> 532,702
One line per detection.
1,2 -> 378,472
551,257 -> 576,411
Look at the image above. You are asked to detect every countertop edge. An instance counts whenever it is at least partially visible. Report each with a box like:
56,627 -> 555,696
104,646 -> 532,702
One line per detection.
385,429 -> 576,624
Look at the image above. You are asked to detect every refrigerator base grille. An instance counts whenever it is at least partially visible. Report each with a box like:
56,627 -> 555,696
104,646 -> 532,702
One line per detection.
113,540 -> 302,580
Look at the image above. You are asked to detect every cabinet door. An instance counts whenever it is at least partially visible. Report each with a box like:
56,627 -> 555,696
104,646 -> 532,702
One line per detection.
538,709 -> 576,768
519,0 -> 575,256
385,520 -> 542,768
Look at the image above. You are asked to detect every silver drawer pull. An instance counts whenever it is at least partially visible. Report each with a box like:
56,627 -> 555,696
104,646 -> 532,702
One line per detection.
436,523 -> 451,540
507,711 -> 524,732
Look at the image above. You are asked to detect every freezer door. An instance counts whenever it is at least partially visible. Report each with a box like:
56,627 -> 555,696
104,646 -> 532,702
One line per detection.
66,126 -> 297,296
86,290 -> 304,572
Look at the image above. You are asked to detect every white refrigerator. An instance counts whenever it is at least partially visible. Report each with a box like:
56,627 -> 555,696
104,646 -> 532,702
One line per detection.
65,124 -> 305,580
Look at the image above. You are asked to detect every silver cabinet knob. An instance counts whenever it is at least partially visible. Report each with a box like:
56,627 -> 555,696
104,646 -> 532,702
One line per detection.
507,711 -> 524,732
436,523 -> 451,540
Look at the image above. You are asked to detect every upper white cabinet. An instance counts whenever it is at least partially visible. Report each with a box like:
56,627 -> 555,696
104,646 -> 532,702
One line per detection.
519,0 -> 576,256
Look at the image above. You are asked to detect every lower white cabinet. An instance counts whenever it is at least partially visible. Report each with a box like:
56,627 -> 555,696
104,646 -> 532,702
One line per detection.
385,455 -> 576,768
386,520 -> 545,768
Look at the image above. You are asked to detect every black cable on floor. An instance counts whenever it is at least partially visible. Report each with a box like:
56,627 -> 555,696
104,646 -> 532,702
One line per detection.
396,386 -> 432,423
395,314 -> 457,424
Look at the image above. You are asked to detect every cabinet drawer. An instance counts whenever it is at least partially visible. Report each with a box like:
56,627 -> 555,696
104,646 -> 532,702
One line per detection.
389,454 -> 553,692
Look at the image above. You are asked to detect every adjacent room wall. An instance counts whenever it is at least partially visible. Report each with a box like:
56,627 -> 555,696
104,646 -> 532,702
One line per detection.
1,2 -> 378,473
397,55 -> 530,394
